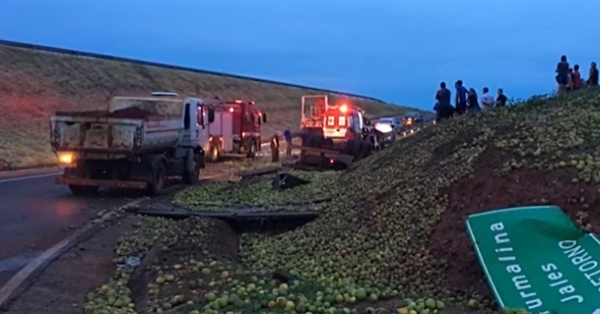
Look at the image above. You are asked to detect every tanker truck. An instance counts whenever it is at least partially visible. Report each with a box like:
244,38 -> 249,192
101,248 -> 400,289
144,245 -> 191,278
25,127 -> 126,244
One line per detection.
49,92 -> 215,196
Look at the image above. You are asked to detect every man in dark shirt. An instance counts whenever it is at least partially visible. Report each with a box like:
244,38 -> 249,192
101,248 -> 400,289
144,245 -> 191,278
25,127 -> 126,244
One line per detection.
496,89 -> 508,107
589,62 -> 599,86
435,82 -> 453,121
556,55 -> 570,93
454,80 -> 468,115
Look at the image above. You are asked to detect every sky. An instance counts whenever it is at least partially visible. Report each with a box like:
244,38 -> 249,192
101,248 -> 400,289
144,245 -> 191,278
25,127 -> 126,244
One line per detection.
0,0 -> 599,110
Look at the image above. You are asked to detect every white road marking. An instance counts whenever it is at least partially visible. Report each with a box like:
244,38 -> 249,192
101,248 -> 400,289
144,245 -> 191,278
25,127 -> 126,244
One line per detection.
0,198 -> 144,307
0,172 -> 60,184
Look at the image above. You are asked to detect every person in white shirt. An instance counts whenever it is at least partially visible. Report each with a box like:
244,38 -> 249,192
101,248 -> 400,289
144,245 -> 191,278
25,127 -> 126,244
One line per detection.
480,87 -> 495,110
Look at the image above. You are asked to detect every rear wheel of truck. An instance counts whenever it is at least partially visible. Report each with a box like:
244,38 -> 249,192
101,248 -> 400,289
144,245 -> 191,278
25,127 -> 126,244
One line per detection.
68,185 -> 99,195
246,140 -> 257,158
147,162 -> 166,196
183,153 -> 202,185
206,145 -> 220,163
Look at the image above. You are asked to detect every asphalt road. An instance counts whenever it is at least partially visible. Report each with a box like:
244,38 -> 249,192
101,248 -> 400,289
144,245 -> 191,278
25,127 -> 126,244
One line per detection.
0,173 -> 134,285
0,144 -> 273,287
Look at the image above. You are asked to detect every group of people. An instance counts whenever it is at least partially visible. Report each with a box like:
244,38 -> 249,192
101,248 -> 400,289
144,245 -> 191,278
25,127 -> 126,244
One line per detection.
433,56 -> 599,122
555,56 -> 598,93
433,80 -> 506,121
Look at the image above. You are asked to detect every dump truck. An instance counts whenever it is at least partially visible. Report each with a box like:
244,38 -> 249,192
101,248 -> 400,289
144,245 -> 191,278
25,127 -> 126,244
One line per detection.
50,92 -> 215,196
292,97 -> 387,169
203,99 -> 267,162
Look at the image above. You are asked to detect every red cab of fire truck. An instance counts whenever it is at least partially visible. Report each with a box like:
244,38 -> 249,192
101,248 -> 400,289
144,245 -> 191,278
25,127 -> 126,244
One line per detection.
322,103 -> 366,143
203,99 -> 267,162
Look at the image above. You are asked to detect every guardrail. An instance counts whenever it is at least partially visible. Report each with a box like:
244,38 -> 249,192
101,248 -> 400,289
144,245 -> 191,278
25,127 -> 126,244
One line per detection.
0,39 -> 387,103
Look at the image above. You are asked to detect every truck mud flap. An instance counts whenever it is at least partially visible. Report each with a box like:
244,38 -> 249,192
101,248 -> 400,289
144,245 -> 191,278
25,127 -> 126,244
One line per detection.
55,176 -> 148,189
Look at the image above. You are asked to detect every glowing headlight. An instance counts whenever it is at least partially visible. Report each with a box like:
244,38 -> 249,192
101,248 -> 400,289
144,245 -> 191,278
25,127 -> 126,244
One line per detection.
375,124 -> 393,133
57,151 -> 75,165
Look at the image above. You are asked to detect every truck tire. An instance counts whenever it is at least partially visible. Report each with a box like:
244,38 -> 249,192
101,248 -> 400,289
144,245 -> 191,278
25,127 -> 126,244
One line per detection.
351,140 -> 363,160
324,138 -> 334,148
68,185 -> 99,195
359,140 -> 372,159
206,144 -> 220,163
147,161 -> 166,196
247,140 -> 257,158
183,153 -> 202,185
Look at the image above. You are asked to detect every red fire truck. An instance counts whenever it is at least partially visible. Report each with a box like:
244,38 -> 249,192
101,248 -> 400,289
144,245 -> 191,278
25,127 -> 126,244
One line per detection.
202,99 -> 267,162
293,100 -> 386,168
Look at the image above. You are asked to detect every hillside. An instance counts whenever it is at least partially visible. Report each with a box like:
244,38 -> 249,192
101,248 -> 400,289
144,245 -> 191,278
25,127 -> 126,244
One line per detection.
79,88 -> 600,314
0,42 -> 413,170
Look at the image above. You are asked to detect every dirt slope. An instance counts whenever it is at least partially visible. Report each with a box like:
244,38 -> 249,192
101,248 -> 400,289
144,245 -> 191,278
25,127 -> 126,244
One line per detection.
0,44 -> 410,169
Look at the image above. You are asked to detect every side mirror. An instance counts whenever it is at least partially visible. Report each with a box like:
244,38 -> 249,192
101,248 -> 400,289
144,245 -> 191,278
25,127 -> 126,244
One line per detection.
207,108 -> 215,123
262,113 -> 267,123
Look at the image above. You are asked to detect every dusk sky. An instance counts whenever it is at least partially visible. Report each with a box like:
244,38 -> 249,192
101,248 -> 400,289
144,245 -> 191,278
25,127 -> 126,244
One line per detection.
1,0 -> 599,109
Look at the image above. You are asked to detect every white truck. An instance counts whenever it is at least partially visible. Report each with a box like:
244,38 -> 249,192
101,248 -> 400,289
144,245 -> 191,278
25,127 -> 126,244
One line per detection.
50,92 -> 215,196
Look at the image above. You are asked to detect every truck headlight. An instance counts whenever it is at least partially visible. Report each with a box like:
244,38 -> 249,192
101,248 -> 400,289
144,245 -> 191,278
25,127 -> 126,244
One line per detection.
57,151 -> 75,165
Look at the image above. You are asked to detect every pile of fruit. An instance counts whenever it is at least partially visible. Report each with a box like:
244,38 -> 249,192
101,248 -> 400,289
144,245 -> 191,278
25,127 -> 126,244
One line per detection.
83,88 -> 600,314
173,170 -> 338,210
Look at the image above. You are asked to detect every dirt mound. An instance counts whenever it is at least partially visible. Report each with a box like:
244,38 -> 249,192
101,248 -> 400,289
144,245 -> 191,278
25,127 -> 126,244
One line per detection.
0,43 -> 412,168
429,148 -> 600,298
237,88 -> 600,306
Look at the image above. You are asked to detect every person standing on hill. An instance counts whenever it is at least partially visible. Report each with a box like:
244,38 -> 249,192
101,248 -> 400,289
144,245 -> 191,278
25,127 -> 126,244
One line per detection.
454,80 -> 468,115
467,88 -> 480,112
496,88 -> 508,107
571,65 -> 582,90
435,82 -> 453,121
589,62 -> 599,86
480,87 -> 495,110
556,55 -> 570,93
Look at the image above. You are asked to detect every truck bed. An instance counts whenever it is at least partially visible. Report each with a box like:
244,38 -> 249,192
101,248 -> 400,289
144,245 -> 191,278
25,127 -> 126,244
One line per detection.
54,107 -> 171,119
50,109 -> 184,156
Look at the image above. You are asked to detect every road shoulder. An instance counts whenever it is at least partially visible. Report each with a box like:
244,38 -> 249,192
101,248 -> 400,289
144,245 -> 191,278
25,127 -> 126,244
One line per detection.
2,214 -> 138,314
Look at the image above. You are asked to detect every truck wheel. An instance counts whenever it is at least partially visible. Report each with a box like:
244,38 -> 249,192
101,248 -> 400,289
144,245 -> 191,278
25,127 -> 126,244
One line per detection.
360,140 -> 372,158
147,162 -> 166,196
324,138 -> 334,148
183,153 -> 201,184
68,185 -> 99,195
247,140 -> 257,158
343,139 -> 355,155
206,144 -> 220,163
351,140 -> 363,160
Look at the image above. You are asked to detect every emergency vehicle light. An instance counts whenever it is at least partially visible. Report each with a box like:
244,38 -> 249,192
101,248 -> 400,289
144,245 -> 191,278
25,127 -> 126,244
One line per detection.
339,104 -> 348,113
234,100 -> 243,104
229,107 -> 234,112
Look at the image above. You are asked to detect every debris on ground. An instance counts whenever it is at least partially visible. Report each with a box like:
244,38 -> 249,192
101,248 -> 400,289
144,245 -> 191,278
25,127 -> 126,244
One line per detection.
81,88 -> 600,314
173,170 -> 338,210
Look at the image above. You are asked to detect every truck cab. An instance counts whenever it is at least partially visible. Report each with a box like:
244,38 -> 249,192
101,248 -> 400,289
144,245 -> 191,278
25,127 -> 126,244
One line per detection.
322,103 -> 365,142
203,99 -> 267,162
50,92 -> 215,195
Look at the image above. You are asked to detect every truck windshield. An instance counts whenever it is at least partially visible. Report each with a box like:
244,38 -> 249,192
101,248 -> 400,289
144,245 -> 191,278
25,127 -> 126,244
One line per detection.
109,97 -> 184,117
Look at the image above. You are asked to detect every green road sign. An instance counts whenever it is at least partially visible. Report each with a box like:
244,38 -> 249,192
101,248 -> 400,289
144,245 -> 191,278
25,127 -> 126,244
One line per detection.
465,205 -> 600,314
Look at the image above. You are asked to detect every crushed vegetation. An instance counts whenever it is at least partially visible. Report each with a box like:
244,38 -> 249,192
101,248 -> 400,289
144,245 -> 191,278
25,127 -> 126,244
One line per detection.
82,88 -> 600,314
